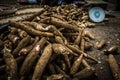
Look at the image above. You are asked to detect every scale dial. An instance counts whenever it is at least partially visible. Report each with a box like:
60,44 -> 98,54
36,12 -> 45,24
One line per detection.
89,7 -> 105,22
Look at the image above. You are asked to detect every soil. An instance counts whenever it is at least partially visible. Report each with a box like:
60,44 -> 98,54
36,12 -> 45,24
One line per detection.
87,14 -> 120,80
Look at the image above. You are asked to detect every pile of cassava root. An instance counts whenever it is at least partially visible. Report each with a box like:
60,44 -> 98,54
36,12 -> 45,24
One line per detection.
0,4 -> 107,80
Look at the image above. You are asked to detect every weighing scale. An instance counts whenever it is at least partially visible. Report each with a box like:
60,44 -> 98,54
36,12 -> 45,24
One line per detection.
85,0 -> 107,22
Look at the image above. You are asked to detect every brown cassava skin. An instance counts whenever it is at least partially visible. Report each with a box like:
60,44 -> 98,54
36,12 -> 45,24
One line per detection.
85,31 -> 95,40
104,45 -> 118,54
52,14 -> 65,21
55,36 -> 64,44
108,54 -> 120,80
7,34 -> 20,44
59,60 -> 67,71
20,37 -> 47,80
97,39 -> 106,49
107,46 -> 118,53
63,54 -> 71,69
65,46 -> 78,56
15,56 -> 26,64
67,45 -> 85,56
32,44 -> 52,80
80,31 -> 85,51
3,40 -> 13,51
52,43 -> 69,55
40,11 -> 51,16
54,64 -> 70,79
17,29 -> 28,39
48,54 -> 57,63
9,27 -> 18,34
48,63 -> 56,74
73,67 -> 95,80
49,26 -> 62,35
74,29 -> 84,46
19,44 -> 33,55
10,21 -> 54,37
84,42 -> 93,51
82,59 -> 90,68
24,8 -> 45,21
47,74 -> 63,80
67,45 -> 98,63
19,37 -> 39,55
12,35 -> 31,57
0,39 -> 3,45
0,56 -> 25,73
51,25 -> 68,44
70,54 -> 84,75
2,48 -> 18,80
0,65 -> 5,72
80,38 -> 85,51
63,33 -> 78,36
23,21 -> 45,31
47,17 -> 79,31
53,43 -> 78,56
76,35 -> 85,72
86,55 -> 98,63
56,56 -> 65,64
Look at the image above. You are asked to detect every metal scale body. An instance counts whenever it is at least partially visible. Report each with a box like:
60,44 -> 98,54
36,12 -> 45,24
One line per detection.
85,0 -> 107,22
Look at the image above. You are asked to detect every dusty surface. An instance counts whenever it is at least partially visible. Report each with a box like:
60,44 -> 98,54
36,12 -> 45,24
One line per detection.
87,13 -> 120,80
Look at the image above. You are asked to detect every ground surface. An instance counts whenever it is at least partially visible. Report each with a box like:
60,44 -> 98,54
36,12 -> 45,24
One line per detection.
88,14 -> 120,80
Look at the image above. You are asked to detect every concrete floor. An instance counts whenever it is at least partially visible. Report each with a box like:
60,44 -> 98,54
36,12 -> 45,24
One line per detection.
87,12 -> 120,80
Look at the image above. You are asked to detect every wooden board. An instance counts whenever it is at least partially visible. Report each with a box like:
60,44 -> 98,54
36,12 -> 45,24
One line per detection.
85,0 -> 107,4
